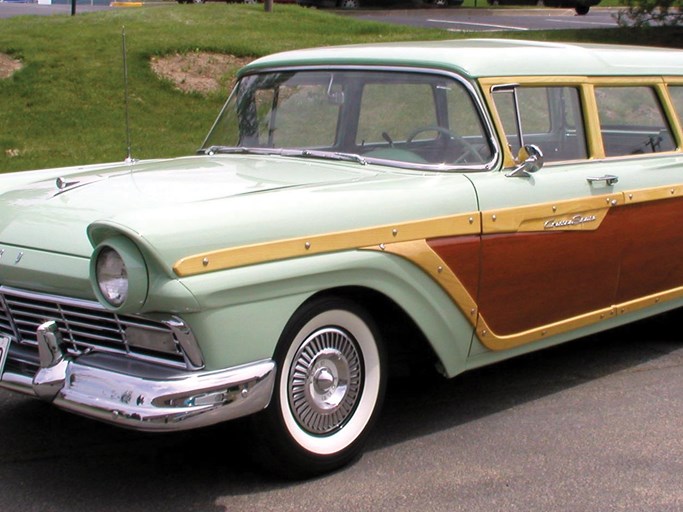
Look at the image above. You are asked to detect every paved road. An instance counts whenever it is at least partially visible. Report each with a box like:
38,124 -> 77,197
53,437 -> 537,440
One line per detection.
348,7 -> 621,31
0,1 -> 620,30
0,1 -> 110,18
1,314 -> 681,511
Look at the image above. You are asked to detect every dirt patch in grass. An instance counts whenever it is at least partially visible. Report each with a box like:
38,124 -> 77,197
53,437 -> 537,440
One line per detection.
150,52 -> 253,95
0,54 -> 22,79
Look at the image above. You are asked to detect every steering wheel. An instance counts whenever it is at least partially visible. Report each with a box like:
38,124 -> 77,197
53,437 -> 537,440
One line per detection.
405,126 -> 484,164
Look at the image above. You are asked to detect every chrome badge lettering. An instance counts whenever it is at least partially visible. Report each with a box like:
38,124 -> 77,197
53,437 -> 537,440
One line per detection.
544,214 -> 597,229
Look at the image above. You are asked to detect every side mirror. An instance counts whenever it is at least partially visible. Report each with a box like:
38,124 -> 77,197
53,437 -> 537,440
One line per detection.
506,144 -> 544,178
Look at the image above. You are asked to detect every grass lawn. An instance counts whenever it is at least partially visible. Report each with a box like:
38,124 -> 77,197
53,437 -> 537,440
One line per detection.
0,4 -> 681,173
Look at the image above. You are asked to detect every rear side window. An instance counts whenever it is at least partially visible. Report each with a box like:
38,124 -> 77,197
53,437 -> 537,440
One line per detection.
669,85 -> 683,121
493,86 -> 587,163
595,86 -> 675,157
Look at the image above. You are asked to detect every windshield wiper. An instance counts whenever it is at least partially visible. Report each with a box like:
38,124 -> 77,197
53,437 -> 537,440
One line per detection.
199,146 -> 285,156
200,146 -> 367,165
284,149 -> 367,165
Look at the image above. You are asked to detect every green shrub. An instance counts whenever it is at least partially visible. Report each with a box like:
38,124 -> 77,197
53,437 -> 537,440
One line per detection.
617,0 -> 683,27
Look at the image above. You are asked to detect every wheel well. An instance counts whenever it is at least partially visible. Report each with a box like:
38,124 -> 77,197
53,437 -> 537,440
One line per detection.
304,287 -> 440,379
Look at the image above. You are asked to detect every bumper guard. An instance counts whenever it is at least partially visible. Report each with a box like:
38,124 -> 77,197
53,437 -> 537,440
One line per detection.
0,327 -> 276,432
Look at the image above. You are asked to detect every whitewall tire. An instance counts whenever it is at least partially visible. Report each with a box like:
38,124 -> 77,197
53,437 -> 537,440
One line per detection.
254,297 -> 386,478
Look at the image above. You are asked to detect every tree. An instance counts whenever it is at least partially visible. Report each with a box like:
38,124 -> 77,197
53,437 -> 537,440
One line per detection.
617,0 -> 683,27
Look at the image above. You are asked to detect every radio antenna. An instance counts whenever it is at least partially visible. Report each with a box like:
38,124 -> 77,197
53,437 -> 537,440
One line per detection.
122,27 -> 134,164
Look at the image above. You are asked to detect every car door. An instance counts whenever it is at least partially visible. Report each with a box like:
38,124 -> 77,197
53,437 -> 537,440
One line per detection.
467,82 -> 624,351
581,80 -> 683,307
468,78 -> 683,352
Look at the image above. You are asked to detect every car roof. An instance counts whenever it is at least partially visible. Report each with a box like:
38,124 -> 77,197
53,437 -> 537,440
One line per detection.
240,39 -> 683,79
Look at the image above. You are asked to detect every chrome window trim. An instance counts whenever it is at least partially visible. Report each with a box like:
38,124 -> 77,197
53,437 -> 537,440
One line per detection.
203,64 -> 503,173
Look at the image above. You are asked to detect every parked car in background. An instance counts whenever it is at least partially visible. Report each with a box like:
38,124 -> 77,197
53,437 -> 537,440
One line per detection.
2,39 -> 683,478
488,0 -> 601,15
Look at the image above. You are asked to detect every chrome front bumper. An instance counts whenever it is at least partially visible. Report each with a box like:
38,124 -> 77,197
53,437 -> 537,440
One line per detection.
0,335 -> 276,432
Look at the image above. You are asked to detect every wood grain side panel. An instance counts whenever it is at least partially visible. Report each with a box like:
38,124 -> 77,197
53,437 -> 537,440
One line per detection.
426,236 -> 481,304
617,197 -> 683,302
477,218 -> 621,335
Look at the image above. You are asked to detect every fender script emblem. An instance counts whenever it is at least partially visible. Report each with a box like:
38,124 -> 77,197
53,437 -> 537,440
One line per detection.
544,214 -> 597,229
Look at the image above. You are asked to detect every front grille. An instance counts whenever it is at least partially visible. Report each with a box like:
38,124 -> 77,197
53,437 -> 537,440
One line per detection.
0,287 -> 188,370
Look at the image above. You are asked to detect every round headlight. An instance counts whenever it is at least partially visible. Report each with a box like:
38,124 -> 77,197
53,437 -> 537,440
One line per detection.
90,236 -> 148,312
96,247 -> 128,307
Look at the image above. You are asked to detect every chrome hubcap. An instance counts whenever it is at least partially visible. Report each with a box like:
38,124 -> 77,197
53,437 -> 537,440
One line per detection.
288,327 -> 362,435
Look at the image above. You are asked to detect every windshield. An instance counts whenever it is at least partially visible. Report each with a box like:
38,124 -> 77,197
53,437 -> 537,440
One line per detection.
202,70 -> 495,170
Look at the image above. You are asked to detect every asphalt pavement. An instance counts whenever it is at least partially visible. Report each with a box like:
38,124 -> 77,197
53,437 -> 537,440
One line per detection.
0,1 -> 621,31
0,1 -> 110,18
0,2 -> 677,510
345,6 -> 621,31
0,313 -> 681,511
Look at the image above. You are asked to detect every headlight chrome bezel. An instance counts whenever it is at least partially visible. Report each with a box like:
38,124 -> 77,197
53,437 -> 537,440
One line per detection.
90,236 -> 148,312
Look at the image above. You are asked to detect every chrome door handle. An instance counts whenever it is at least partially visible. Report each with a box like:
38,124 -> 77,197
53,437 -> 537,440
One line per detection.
587,175 -> 619,186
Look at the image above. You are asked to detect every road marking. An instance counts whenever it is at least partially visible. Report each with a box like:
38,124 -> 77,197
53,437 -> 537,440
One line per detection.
546,18 -> 617,26
427,18 -> 528,31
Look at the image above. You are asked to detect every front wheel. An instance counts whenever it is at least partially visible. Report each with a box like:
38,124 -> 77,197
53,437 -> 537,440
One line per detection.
254,298 -> 386,478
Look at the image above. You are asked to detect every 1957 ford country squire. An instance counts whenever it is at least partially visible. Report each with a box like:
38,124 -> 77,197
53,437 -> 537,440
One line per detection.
2,39 -> 683,476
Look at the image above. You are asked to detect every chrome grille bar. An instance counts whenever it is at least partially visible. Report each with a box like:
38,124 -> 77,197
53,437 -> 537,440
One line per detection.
0,286 -> 190,369
0,292 -> 19,341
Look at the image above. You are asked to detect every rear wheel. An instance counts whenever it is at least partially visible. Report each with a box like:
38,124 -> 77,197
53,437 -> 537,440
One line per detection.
338,0 -> 360,8
254,298 -> 386,478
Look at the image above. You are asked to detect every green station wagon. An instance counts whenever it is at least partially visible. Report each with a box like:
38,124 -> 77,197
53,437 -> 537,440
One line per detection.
2,39 -> 683,477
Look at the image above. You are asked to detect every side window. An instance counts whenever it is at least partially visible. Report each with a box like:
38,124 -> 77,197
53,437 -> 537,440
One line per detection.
595,86 -> 675,157
445,84 -> 493,161
356,83 -> 436,145
493,86 -> 587,163
262,83 -> 340,148
356,77 -> 493,166
669,85 -> 683,122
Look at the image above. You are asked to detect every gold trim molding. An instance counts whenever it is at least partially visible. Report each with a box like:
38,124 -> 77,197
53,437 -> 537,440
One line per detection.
174,185 -> 683,277
624,184 -> 683,204
478,286 -> 683,351
376,239 -> 479,323
173,212 -> 481,277
378,240 -> 683,351
481,193 -> 620,234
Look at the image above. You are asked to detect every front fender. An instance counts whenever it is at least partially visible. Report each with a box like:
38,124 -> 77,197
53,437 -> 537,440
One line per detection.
177,249 -> 474,377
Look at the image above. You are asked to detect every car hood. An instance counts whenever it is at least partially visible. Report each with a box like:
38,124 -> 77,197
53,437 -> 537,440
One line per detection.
0,155 -> 476,274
